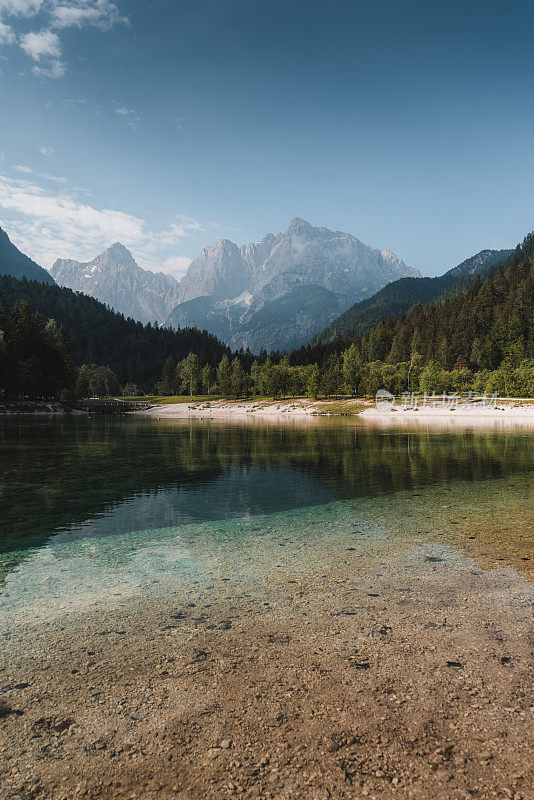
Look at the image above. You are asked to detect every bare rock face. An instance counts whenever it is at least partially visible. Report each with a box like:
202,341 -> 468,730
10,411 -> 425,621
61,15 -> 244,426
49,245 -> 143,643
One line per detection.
50,243 -> 181,325
177,239 -> 247,304
166,218 -> 419,352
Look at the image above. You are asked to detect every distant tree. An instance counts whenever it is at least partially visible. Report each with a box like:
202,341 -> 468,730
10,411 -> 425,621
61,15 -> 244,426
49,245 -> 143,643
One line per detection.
250,360 -> 262,395
217,354 -> 232,398
342,344 -> 362,396
230,357 -> 246,398
307,364 -> 321,399
75,364 -> 120,398
201,364 -> 215,395
160,355 -> 177,395
259,358 -> 275,397
322,354 -> 343,397
181,352 -> 200,400
123,382 -> 139,397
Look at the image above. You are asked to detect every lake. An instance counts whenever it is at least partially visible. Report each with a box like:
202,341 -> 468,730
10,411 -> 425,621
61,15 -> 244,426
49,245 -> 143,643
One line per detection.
0,415 -> 533,623
0,416 -> 533,800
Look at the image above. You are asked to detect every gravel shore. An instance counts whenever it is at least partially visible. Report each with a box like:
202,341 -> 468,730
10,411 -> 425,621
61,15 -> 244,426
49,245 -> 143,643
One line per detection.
1,542 -> 532,800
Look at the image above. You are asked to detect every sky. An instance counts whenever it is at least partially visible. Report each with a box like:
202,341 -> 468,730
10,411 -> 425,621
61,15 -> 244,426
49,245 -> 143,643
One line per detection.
0,0 -> 533,279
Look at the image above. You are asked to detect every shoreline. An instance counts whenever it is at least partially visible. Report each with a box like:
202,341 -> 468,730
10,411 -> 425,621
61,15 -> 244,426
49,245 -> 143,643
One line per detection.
137,397 -> 534,428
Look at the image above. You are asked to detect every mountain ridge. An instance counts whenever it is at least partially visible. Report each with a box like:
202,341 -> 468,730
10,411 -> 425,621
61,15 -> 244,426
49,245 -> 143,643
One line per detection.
0,227 -> 56,285
50,243 -> 182,324
311,247 -> 512,343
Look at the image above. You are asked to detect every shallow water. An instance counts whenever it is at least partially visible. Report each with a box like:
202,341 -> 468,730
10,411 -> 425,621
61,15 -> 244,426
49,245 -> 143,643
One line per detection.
0,416 -> 533,627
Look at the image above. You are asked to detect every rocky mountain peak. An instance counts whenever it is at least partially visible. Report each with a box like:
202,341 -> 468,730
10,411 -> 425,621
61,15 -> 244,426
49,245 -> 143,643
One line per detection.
167,219 -> 420,352
286,217 -> 315,236
105,242 -> 135,261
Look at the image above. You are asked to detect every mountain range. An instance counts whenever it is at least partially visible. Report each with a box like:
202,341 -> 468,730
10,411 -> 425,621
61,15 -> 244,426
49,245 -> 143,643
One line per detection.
167,218 -> 419,350
0,219 -> 511,355
45,218 -> 420,352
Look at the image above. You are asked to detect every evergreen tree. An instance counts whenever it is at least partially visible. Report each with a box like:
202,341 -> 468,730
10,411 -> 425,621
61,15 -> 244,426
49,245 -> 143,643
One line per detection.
161,356 -> 177,395
230,357 -> 245,398
307,365 -> 321,399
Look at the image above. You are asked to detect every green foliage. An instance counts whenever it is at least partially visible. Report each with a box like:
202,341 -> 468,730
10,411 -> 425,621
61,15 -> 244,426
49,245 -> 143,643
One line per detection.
0,274 -> 230,391
75,364 -> 121,398
201,364 -> 215,395
180,352 -> 200,399
342,344 -> 363,395
307,364 -> 321,399
217,354 -> 232,397
0,295 -> 76,399
122,383 -> 140,397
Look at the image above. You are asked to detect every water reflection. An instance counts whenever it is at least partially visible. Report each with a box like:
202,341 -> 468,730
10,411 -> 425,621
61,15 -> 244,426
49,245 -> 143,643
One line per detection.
0,417 -> 532,599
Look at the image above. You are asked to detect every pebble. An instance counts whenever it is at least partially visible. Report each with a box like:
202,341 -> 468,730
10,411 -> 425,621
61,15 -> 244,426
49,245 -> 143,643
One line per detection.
220,739 -> 232,749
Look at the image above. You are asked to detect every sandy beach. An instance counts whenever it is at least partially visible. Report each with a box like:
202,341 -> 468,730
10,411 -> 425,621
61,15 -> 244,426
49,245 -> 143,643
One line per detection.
137,398 -> 534,429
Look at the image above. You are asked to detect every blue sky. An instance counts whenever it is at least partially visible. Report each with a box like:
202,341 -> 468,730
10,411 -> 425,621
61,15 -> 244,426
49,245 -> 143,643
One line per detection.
0,0 -> 533,277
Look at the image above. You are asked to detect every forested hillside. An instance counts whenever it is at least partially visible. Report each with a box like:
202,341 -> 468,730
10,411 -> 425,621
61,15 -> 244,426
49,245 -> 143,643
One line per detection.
0,296 -> 75,399
284,232 -> 534,396
313,248 -> 511,342
0,276 -> 230,392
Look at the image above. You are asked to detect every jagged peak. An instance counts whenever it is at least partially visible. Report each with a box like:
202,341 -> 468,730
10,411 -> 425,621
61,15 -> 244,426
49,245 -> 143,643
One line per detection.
199,238 -> 242,258
103,242 -> 135,259
286,217 -> 314,234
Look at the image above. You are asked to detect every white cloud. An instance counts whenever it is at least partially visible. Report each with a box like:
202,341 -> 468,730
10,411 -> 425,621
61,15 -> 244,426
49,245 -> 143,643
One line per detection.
20,28 -> 60,59
0,0 -> 43,16
0,20 -> 14,43
39,171 -> 67,183
115,105 -> 140,130
1,1 -> 127,78
13,164 -> 67,183
19,28 -> 65,76
51,0 -> 127,31
32,58 -> 65,77
38,146 -> 54,156
0,173 -> 202,272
